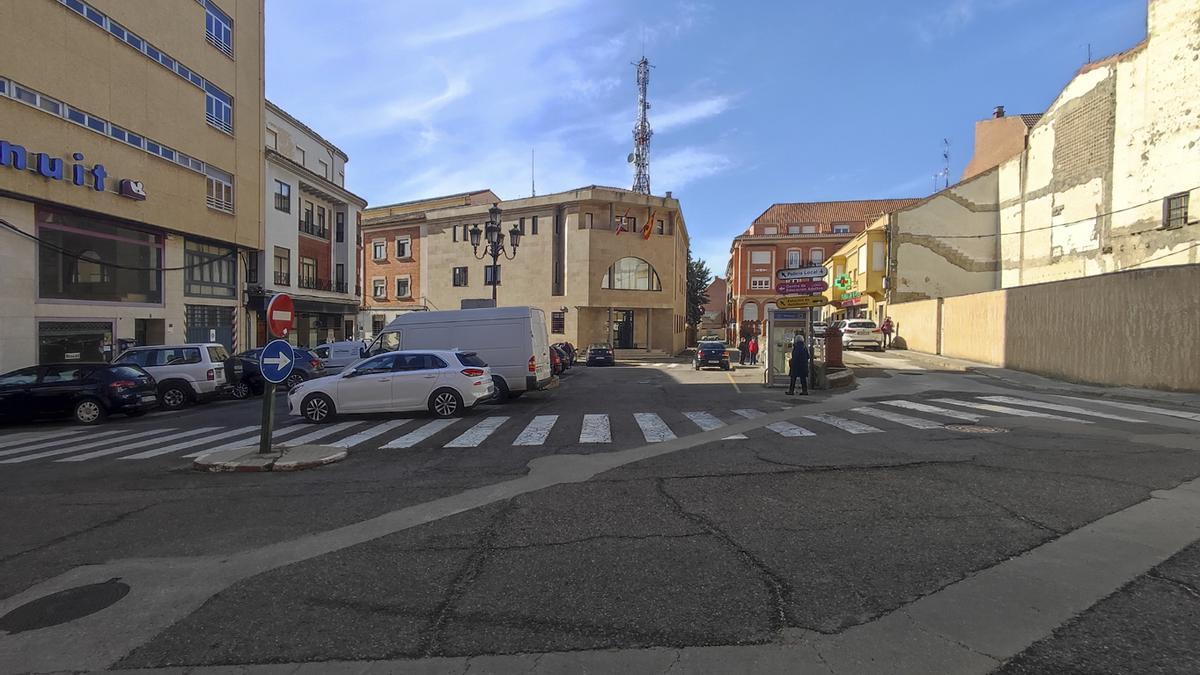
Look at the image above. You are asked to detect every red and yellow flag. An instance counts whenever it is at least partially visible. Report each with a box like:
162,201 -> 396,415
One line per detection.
642,209 -> 657,239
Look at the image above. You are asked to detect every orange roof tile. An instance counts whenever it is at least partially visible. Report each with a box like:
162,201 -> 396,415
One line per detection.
748,198 -> 922,231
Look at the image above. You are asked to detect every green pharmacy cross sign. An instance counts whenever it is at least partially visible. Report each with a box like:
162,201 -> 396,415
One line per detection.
834,274 -> 853,291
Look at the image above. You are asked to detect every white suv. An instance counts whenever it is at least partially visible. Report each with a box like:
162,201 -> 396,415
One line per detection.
841,320 -> 884,351
114,343 -> 234,409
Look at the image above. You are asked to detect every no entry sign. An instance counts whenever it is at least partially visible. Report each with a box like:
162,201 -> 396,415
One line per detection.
266,293 -> 294,338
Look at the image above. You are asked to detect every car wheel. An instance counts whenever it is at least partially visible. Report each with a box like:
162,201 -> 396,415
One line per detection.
285,372 -> 307,391
491,375 -> 510,403
230,381 -> 252,399
429,388 -> 464,418
159,384 -> 191,410
73,398 -> 106,425
301,393 -> 335,424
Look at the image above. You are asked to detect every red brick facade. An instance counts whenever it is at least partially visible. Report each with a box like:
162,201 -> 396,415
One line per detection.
297,233 -> 331,288
361,224 -> 422,309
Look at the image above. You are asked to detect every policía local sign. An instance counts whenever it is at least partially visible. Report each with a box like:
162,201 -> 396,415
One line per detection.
777,266 -> 829,281
775,279 -> 829,295
776,295 -> 829,310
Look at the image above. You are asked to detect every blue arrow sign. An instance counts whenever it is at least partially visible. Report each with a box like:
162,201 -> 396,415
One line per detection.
259,339 -> 295,385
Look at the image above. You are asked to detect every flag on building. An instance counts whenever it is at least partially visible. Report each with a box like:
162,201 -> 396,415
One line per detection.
615,209 -> 630,235
642,209 -> 657,240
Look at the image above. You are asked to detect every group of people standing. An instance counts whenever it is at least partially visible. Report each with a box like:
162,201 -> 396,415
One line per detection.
737,335 -> 759,365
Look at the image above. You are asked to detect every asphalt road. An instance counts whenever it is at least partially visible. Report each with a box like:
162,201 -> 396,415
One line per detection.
1,351 -> 1198,673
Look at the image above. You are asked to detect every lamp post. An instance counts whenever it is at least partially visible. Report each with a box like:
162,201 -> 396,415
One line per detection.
468,203 -> 521,302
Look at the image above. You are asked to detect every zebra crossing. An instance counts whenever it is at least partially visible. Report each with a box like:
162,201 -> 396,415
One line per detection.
0,395 -> 1193,467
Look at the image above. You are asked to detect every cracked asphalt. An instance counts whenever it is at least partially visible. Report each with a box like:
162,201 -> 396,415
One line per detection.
3,353 -> 1199,672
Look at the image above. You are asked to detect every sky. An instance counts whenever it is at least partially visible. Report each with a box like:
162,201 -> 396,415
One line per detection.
264,0 -> 1149,275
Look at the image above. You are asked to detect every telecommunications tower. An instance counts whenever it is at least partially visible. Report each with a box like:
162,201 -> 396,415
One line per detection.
629,56 -> 653,195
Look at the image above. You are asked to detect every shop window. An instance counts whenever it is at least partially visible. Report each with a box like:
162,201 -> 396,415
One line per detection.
39,320 -> 114,363
37,207 -> 162,304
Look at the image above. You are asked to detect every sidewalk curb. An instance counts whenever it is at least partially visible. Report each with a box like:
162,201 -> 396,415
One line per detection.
192,445 -> 347,473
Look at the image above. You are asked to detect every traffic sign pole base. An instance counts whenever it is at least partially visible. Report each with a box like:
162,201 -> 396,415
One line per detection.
191,445 -> 348,473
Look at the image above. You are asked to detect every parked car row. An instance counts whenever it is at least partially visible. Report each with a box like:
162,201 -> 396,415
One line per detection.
0,363 -> 159,425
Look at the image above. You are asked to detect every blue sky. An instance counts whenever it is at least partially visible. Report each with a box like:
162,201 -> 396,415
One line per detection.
265,0 -> 1148,273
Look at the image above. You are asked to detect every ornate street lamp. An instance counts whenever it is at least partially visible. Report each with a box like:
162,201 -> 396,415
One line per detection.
468,203 -> 520,302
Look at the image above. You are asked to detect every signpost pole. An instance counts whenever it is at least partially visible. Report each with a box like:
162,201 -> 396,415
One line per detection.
258,381 -> 275,455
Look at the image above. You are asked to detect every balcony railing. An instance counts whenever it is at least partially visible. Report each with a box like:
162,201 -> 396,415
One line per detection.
298,217 -> 328,239
334,281 -> 348,293
274,271 -> 290,286
298,276 -> 333,291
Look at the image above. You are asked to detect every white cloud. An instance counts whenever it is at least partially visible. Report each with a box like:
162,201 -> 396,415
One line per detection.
654,95 -> 733,132
401,0 -> 583,47
653,147 -> 733,191
913,0 -> 1026,43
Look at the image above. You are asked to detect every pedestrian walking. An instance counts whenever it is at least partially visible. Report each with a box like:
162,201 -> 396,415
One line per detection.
748,336 -> 759,365
881,316 -> 894,349
786,337 -> 809,395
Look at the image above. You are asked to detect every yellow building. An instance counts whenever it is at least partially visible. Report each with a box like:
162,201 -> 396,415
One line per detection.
363,186 -> 690,354
0,0 -> 264,371
825,218 -> 888,322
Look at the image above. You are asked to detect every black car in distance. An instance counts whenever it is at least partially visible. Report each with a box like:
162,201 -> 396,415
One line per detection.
694,341 -> 731,371
585,344 -> 615,366
0,362 -> 159,425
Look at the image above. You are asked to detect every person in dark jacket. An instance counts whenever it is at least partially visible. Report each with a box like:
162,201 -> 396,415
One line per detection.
787,337 -> 810,395
738,336 -> 749,365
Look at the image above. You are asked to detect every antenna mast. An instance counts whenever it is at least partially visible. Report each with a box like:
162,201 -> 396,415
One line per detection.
531,148 -> 536,197
630,56 -> 653,195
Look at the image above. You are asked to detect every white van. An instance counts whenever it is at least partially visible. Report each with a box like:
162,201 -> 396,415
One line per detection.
362,306 -> 553,400
313,340 -> 367,373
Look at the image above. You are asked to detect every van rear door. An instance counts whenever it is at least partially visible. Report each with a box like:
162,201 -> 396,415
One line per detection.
528,308 -> 552,385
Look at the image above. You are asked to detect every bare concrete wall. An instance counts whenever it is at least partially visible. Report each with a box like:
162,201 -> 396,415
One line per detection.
890,265 -> 1200,391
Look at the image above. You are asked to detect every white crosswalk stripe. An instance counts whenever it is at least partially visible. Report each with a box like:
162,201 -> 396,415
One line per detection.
851,406 -> 944,430
278,421 -> 361,447
0,428 -> 89,450
634,412 -> 676,442
183,424 -> 310,458
683,411 -> 746,439
932,398 -> 1092,423
382,419 -> 459,449
880,400 -> 985,422
57,427 -> 224,462
730,409 -> 816,436
513,415 -> 558,446
579,414 -> 611,443
1054,396 -> 1200,423
0,428 -> 168,464
0,428 -> 127,459
122,425 -> 261,460
979,396 -> 1148,423
328,420 -> 412,448
805,413 -> 882,434
445,417 -> 509,448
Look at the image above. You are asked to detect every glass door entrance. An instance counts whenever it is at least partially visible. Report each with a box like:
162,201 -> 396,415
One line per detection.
612,310 -> 635,349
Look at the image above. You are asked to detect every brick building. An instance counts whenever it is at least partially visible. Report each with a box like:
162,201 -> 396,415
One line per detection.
725,199 -> 920,341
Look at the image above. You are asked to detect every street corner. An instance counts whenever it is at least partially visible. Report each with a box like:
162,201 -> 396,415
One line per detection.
192,445 -> 347,473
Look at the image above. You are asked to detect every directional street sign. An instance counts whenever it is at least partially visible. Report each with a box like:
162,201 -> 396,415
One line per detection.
259,339 -> 295,385
266,293 -> 294,338
776,295 -> 829,309
777,267 -> 829,281
776,280 -> 829,295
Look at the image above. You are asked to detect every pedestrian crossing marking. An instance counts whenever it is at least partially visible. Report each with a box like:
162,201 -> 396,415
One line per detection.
513,415 -> 559,446
279,421 -> 361,447
1054,396 -> 1200,423
634,412 -> 676,442
979,396 -> 1147,423
0,428 -> 89,451
0,428 -> 168,464
58,422 -> 224,458
851,406 -> 944,430
684,411 -> 746,439
123,425 -> 261,460
445,417 -> 510,448
0,428 -> 127,459
880,400 -> 984,422
329,419 -> 412,448
805,413 -> 882,434
731,408 -> 816,437
382,419 -> 458,449
183,424 -> 310,458
932,398 -> 1092,423
579,414 -> 611,443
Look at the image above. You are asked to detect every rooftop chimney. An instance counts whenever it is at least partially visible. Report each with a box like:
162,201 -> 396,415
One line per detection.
665,191 -> 673,199
993,105 -> 1006,119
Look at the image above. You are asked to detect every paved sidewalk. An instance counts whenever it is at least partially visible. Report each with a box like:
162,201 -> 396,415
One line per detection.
97,474 -> 1200,675
892,349 -> 1200,409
